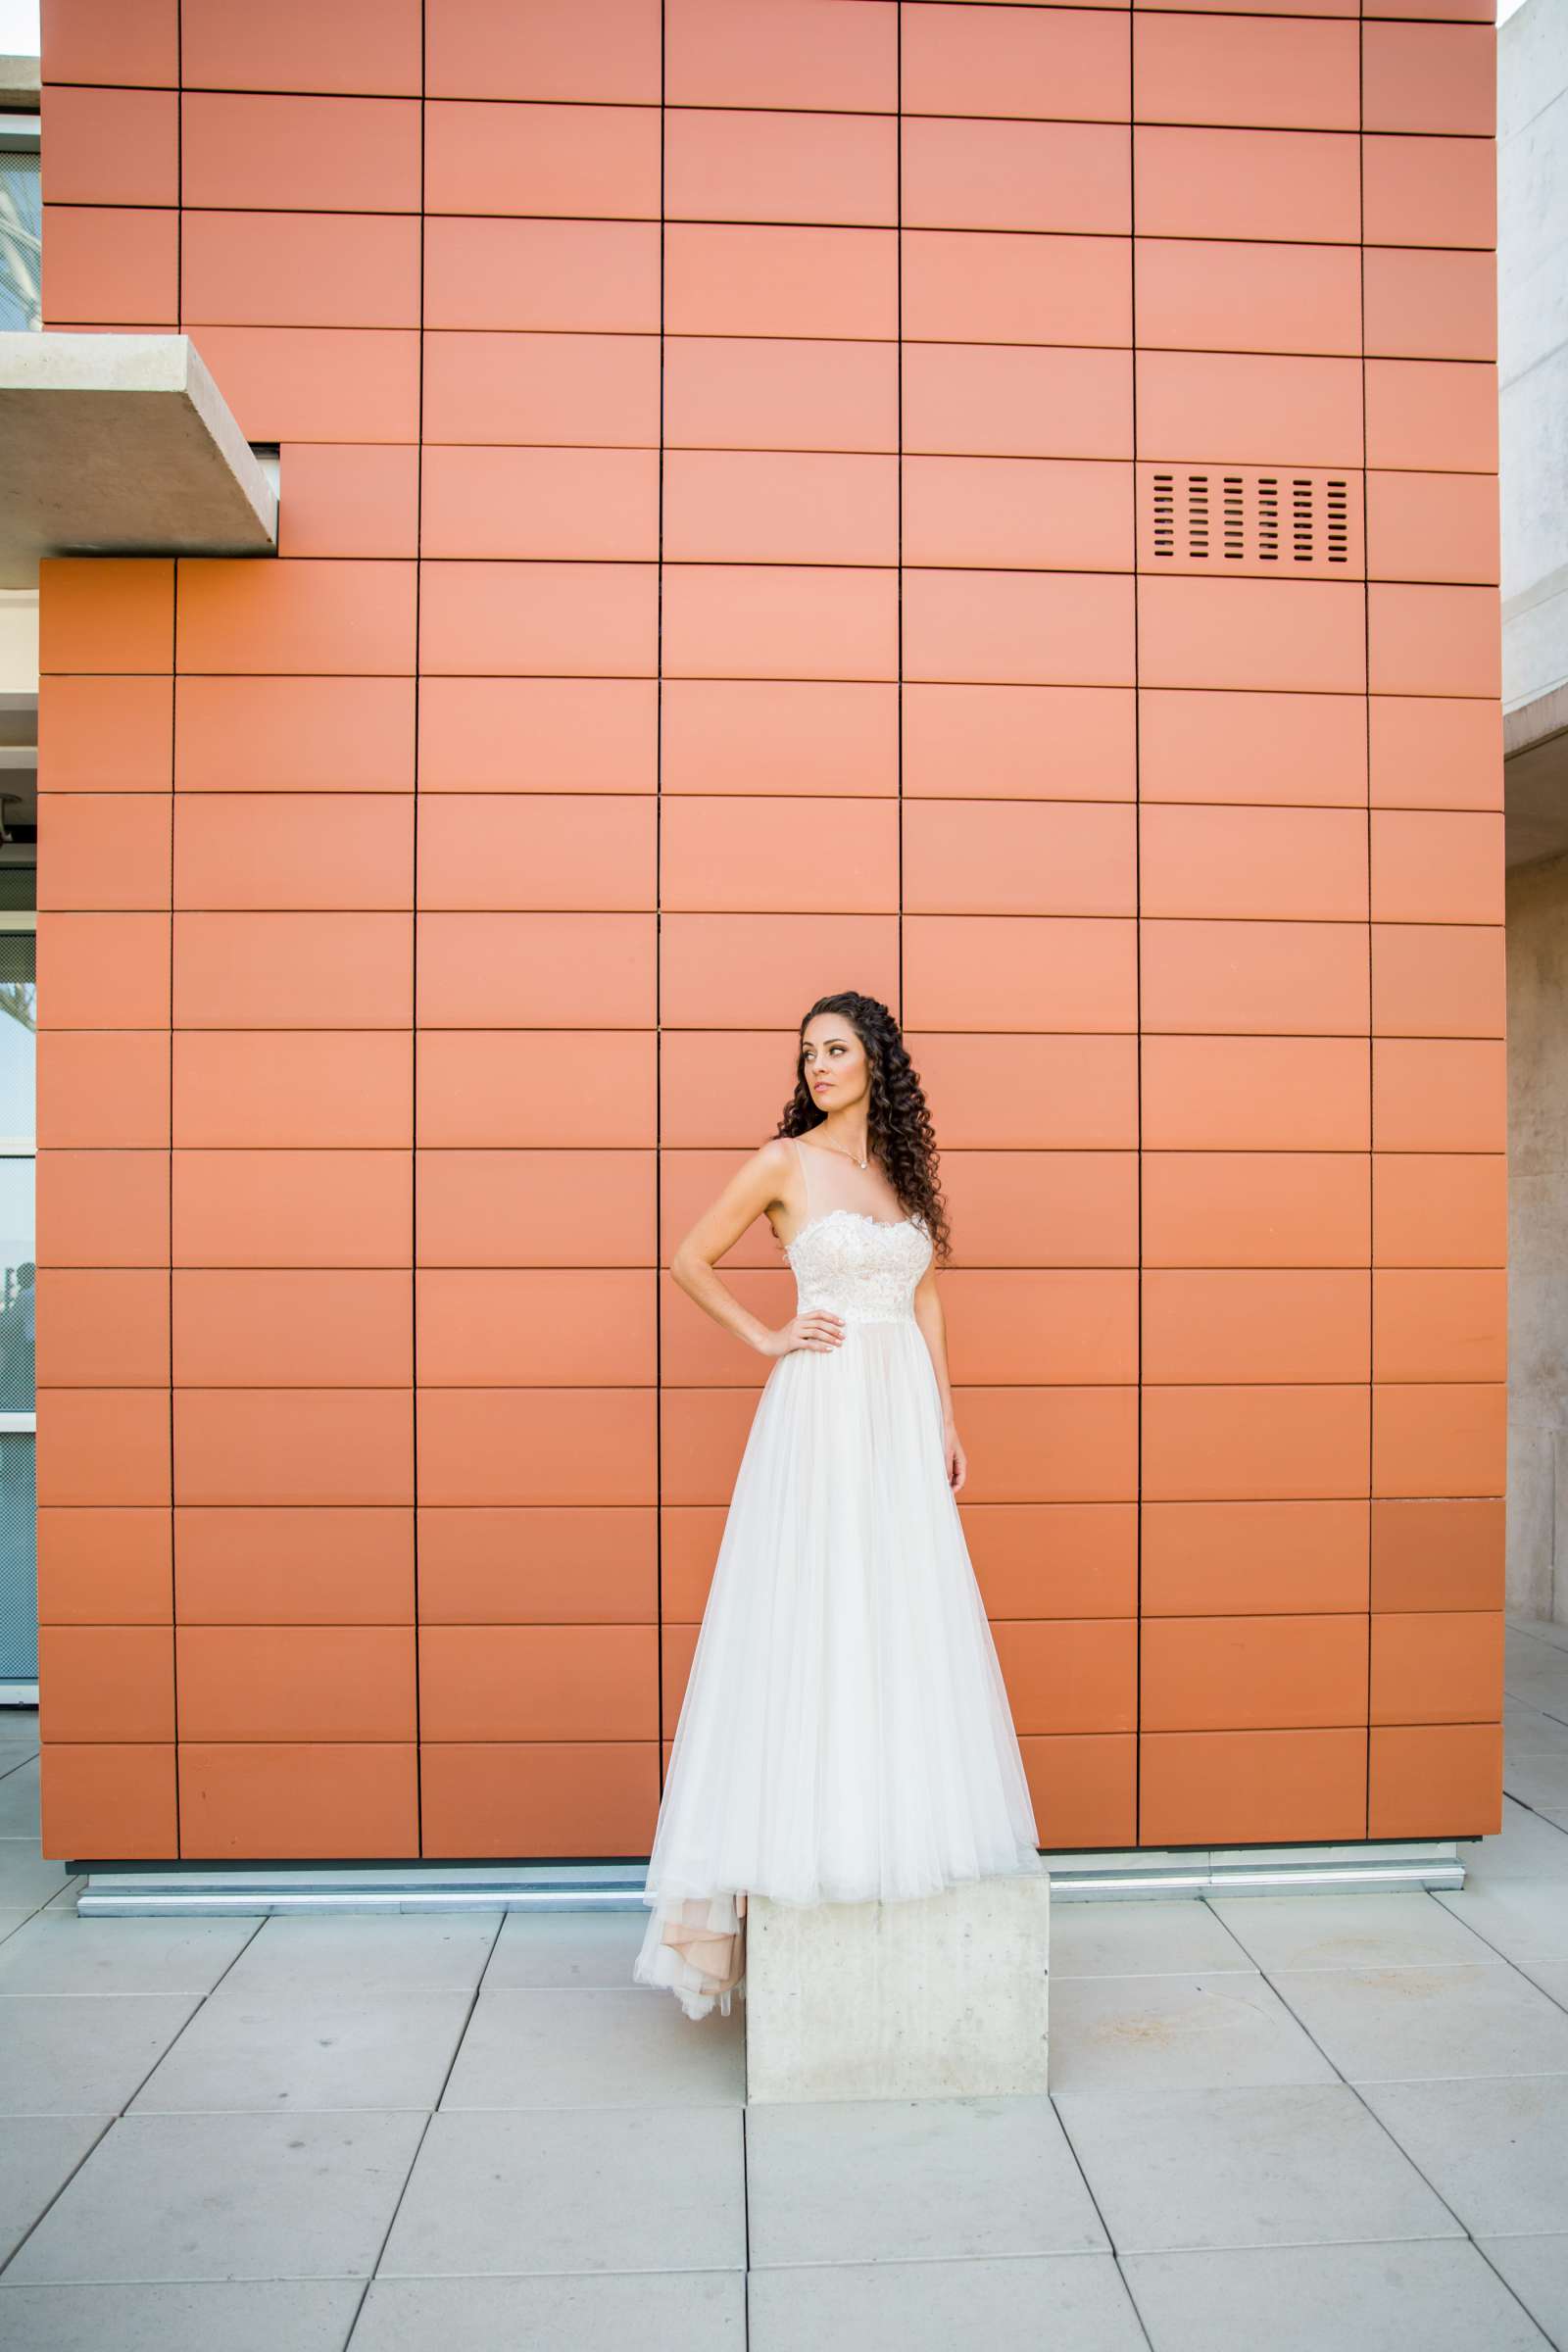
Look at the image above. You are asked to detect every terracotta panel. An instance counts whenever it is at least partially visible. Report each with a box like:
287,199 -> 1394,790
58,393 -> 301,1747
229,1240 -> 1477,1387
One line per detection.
660,1025 -> 883,1143
420,446 -> 661,563
41,206 -> 177,325
40,1508 -> 171,1637
416,913 -> 655,1029
36,1268 -> 169,1388
667,107 -> 895,226
1372,1154 -> 1507,1268
661,1268 -> 785,1389
426,98 -> 662,218
1373,1039 -> 1507,1152
961,1502 -> 1138,1620
37,795 -> 169,914
181,325 -> 421,443
175,1390 -> 414,1507
1142,808 -> 1372,917
419,1743 -> 660,1859
39,675 -> 173,793
660,1506 -> 728,1621
1368,696 -> 1503,811
901,230 -> 1131,347
173,1034 -> 413,1150
929,1151 -> 1138,1269
1371,1610 -> 1503,1726
904,916 -> 1137,1034
1142,1616 -> 1369,1731
1137,578 -> 1366,694
177,1627 -> 416,1740
662,564 -> 896,683
419,561 -> 658,678
1370,1496 -> 1504,1612
939,1387 -> 1137,1505
903,346 -> 1132,462
1141,919 -> 1368,1035
418,1388 -> 658,1505
181,213 -> 418,328
1368,1723 -> 1501,1838
175,1506 -> 415,1624
419,1032 -> 656,1147
666,449 -> 897,565
36,911 -> 170,1030
663,678 -> 898,800
1361,24 -> 1496,137
903,456 -> 1131,571
1139,687 -> 1368,808
419,1152 -> 652,1269
40,1745 -> 177,1861
660,798 -> 894,915
416,796 -> 657,909
429,0 -> 664,102
913,1034 -> 1139,1150
172,912 -> 412,1030
658,917 -> 893,1030
37,1032 -> 171,1150
35,1389 -> 171,1506
1371,925 -> 1505,1039
1134,127 -> 1359,243
38,558 -> 173,675
419,1269 -> 657,1387
1142,1499 -> 1369,1616
1370,811 -> 1505,925
179,0 -> 423,94
1366,470 -> 1499,588
1135,237 -> 1361,357
175,560 -> 416,676
174,797 -> 414,911
1136,351 -> 1362,466
1365,362 -> 1498,479
940,1270 -> 1138,1386
421,678 -> 658,794
992,1620 -> 1137,1735
1362,248 -> 1497,365
180,93 -> 421,212
906,804 -> 1132,918
1143,1152 -> 1369,1269
176,1742 -> 419,1858
426,220 -> 662,334
40,85 -> 178,205
174,678 -> 416,793
420,1625 -> 658,1741
902,5 -> 1128,120
903,119 -> 1130,235
1362,134 -> 1496,249
424,329 -> 662,447
1145,1271 -> 1370,1386
172,1151 -> 411,1269
1140,1729 -> 1367,1845
1133,13 -> 1357,128
38,1150 -> 171,1269
664,334 -> 894,452
905,571 -> 1135,686
276,445 -> 421,560
1372,1384 -> 1507,1498
172,1270 -> 413,1388
42,0 -> 178,84
1142,1038 -> 1369,1151
38,1626 -> 173,1742
417,1505 -> 658,1624
1143,1385 -> 1370,1501
1020,1734 -> 1136,1852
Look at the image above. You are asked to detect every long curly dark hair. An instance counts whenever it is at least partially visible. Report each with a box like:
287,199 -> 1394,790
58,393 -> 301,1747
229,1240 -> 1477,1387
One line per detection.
772,991 -> 953,1266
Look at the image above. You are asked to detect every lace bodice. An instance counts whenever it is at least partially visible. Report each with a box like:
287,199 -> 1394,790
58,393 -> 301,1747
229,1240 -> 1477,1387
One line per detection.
786,1208 -> 934,1323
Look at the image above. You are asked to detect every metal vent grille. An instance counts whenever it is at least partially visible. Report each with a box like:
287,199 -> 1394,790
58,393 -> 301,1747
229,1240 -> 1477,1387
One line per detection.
1136,465 -> 1364,580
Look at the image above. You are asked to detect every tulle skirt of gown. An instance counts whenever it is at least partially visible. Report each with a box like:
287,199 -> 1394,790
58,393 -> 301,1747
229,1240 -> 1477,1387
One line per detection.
633,1210 -> 1045,2022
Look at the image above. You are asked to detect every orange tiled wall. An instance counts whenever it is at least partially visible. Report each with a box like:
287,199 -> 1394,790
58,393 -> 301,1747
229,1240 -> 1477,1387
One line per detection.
33,0 -> 1505,1863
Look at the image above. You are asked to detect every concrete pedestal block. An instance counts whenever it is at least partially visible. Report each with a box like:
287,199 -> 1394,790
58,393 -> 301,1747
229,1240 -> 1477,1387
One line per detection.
745,1873 -> 1050,2104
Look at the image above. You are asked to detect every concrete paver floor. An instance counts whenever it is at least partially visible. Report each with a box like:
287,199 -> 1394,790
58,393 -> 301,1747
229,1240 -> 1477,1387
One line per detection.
1,1618 -> 1566,2349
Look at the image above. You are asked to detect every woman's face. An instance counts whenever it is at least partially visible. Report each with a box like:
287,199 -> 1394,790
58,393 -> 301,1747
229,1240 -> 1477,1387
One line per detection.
801,1016 -> 868,1109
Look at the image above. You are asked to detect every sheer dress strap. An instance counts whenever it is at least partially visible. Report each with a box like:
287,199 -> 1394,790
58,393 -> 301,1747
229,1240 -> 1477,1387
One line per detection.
791,1132 -> 813,1222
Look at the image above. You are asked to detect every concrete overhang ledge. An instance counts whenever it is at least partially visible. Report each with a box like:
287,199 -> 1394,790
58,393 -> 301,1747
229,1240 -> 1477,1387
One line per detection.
0,330 -> 277,587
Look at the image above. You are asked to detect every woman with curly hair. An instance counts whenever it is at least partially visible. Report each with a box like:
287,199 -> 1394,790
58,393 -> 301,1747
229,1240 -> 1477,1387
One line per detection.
632,991 -> 1044,2021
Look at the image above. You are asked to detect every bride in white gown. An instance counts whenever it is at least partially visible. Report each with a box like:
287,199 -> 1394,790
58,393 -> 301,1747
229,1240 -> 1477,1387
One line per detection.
633,991 -> 1045,2021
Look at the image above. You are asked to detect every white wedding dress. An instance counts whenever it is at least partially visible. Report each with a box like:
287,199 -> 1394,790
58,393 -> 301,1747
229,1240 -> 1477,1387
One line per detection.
633,1134 -> 1045,2020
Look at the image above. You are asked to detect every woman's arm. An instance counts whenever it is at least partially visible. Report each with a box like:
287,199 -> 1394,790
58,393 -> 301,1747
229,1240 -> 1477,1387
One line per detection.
669,1138 -> 845,1360
912,1261 -> 967,1492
